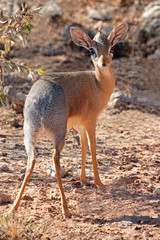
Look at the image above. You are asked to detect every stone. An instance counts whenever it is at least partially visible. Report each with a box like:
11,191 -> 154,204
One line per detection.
148,48 -> 160,60
153,188 -> 160,196
147,184 -> 155,192
20,167 -> 27,174
108,90 -> 133,109
138,1 -> 160,58
0,192 -> 12,204
88,9 -> 112,21
12,91 -> 26,113
1,164 -> 9,172
142,231 -> 153,238
46,165 -> 66,178
3,85 -> 16,104
40,0 -> 62,19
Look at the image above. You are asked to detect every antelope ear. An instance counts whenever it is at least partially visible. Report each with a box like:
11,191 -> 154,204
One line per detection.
108,23 -> 128,47
70,27 -> 91,50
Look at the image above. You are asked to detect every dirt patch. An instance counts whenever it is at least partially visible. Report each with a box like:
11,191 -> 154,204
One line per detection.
0,107 -> 160,239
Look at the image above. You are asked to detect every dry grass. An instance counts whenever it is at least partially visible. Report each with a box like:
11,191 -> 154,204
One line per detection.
0,214 -> 25,240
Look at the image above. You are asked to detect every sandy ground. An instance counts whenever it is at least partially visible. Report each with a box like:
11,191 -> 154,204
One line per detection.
0,106 -> 160,239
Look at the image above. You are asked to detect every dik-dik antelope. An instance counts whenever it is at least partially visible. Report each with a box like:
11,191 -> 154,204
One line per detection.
9,23 -> 128,218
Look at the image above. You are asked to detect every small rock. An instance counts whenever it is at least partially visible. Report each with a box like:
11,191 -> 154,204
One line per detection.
40,0 -> 62,19
138,1 -> 160,57
0,192 -> 12,204
143,231 -> 153,239
153,188 -> 160,196
21,173 -> 25,180
134,226 -> 141,230
12,92 -> 26,113
125,163 -> 133,171
73,188 -> 78,194
10,118 -> 21,128
44,178 -> 56,183
47,205 -> 57,213
88,9 -> 111,21
22,194 -> 33,201
108,90 -> 123,108
156,175 -> 160,182
1,164 -> 9,172
20,167 -> 27,174
148,48 -> 160,60
47,165 -> 66,178
108,90 -> 133,109
0,152 -> 7,157
147,184 -> 155,192
3,85 -> 16,104
118,220 -> 132,227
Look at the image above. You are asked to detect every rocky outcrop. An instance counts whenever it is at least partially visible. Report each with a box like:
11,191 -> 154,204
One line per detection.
138,1 -> 160,59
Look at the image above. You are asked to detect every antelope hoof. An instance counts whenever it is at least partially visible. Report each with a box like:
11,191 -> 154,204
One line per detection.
94,180 -> 105,189
63,209 -> 71,219
80,176 -> 87,184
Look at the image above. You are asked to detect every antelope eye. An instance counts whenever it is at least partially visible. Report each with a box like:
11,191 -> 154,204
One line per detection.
90,47 -> 96,57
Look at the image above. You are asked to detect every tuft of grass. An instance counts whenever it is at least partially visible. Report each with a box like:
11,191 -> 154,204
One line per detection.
0,213 -> 24,240
69,204 -> 78,216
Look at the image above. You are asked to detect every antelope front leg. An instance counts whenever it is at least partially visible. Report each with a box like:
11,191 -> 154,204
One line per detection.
85,120 -> 104,188
79,126 -> 88,184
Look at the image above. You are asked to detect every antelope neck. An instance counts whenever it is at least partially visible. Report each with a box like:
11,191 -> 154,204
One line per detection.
95,64 -> 115,91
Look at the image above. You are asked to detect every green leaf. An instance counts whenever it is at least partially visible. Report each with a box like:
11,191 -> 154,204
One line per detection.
26,25 -> 31,32
0,92 -> 5,101
21,22 -> 27,27
0,92 -> 8,107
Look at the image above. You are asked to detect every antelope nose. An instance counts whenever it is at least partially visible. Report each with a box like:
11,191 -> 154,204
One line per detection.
98,55 -> 106,67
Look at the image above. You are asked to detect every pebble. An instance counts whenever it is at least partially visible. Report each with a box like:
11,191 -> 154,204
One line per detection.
1,164 -> 9,172
12,92 -> 26,113
0,192 -> 12,204
20,167 -> 27,174
153,188 -> 160,196
40,0 -> 62,19
125,163 -> 133,171
142,231 -> 153,238
22,194 -> 33,201
46,165 -> 65,178
147,184 -> 155,192
4,85 -> 16,104
0,152 -> 7,157
138,1 -> 160,58
21,173 -> 25,180
88,9 -> 111,21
